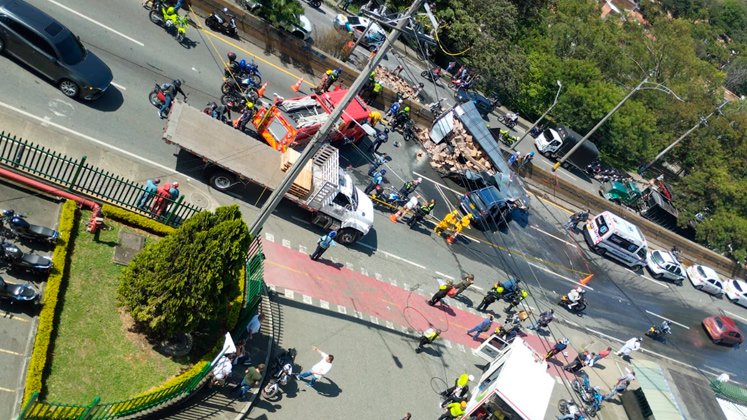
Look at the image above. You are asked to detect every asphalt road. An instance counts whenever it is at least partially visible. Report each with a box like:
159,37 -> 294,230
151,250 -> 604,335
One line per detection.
0,0 -> 744,392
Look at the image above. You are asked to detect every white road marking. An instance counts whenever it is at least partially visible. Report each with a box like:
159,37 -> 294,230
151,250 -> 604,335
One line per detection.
725,311 -> 747,323
354,311 -> 363,319
374,273 -> 383,281
284,289 -> 295,299
435,271 -> 454,280
385,321 -> 394,329
110,81 -> 127,91
412,171 -> 462,195
268,284 -> 277,292
0,386 -> 14,393
357,242 -> 427,269
298,245 -> 307,253
403,283 -> 410,291
302,294 -> 312,304
337,305 -> 347,315
264,232 -> 275,242
0,348 -> 23,356
624,269 -> 668,289
360,267 -> 368,276
47,0 -> 144,46
457,344 -> 466,353
527,261 -> 594,291
0,100 -> 175,173
319,299 -> 329,310
562,319 -> 579,327
529,225 -> 577,248
282,239 -> 291,248
645,310 -> 690,329
345,262 -> 354,271
370,315 -> 379,325
443,340 -> 452,348
389,279 -> 398,287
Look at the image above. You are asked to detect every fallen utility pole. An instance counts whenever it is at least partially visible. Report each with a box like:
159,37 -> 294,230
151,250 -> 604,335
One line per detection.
248,0 -> 426,238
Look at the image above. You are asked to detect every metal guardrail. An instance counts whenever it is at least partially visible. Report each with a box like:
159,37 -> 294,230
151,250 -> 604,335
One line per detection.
0,131 -> 202,227
18,237 -> 266,419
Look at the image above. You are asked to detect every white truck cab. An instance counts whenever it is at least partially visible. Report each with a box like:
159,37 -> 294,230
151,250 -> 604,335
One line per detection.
534,127 -> 563,155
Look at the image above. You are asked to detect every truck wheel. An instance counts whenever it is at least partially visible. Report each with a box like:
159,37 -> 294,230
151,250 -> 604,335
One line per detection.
336,228 -> 361,244
209,171 -> 236,191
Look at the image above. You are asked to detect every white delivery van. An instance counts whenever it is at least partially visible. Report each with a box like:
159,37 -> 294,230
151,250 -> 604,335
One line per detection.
583,211 -> 648,271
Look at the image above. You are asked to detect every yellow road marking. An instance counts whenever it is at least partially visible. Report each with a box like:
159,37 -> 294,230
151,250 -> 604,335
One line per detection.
198,30 -> 316,87
0,348 -> 23,356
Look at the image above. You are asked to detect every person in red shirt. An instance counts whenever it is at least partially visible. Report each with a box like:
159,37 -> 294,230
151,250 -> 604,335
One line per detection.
589,346 -> 612,367
150,182 -> 172,216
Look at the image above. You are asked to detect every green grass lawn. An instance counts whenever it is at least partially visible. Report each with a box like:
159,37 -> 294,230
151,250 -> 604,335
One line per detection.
44,214 -> 189,404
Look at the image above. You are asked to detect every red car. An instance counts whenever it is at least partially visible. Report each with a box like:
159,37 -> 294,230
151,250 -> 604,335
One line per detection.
703,315 -> 744,345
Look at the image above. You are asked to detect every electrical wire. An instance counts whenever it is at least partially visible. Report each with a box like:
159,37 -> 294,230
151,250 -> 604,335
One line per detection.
433,23 -> 472,57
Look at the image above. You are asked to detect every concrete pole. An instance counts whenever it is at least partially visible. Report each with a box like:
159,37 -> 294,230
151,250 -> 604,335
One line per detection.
553,77 -> 648,171
248,0 -> 426,238
511,80 -> 562,151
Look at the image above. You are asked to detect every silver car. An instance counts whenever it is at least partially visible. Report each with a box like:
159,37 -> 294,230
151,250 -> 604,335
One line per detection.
0,0 -> 112,100
646,249 -> 685,285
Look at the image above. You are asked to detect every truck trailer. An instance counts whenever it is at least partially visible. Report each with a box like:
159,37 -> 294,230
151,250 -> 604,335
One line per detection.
162,100 -> 374,244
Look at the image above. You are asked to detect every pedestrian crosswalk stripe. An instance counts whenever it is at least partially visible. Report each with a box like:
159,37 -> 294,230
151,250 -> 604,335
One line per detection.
319,300 -> 329,309
284,289 -> 295,299
370,316 -> 379,325
302,294 -> 312,304
337,305 -> 347,314
374,273 -> 383,281
298,245 -> 307,253
282,239 -> 291,248
264,232 -> 275,242
385,321 -> 394,329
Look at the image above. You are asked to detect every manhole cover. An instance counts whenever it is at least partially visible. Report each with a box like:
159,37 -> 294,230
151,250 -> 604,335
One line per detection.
113,230 -> 146,265
189,191 -> 211,208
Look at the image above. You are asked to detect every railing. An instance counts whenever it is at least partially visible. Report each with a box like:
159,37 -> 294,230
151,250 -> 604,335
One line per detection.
711,379 -> 747,406
18,237 -> 266,419
0,131 -> 202,227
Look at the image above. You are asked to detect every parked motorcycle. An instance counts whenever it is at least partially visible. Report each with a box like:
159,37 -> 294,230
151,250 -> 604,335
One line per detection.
558,398 -> 586,420
262,347 -> 297,399
221,90 -> 259,112
224,61 -> 262,86
558,295 -> 587,313
221,76 -> 260,96
420,67 -> 441,81
0,240 -> 52,275
497,129 -> 517,146
571,372 -> 603,417
0,276 -> 39,306
402,119 -> 417,142
303,0 -> 321,8
205,8 -> 237,37
498,112 -> 519,129
149,4 -> 188,43
1,210 -> 59,244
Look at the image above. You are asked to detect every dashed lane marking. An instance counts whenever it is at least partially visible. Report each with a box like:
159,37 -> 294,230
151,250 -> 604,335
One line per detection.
725,311 -> 747,323
110,81 -> 127,91
0,386 -> 14,393
645,310 -> 690,329
624,269 -> 668,289
530,225 -> 577,248
527,262 -> 594,291
47,0 -> 144,46
435,271 -> 454,280
356,242 -> 427,269
0,348 -> 23,356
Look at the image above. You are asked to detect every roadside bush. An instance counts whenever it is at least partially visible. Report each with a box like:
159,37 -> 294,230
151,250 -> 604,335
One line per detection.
22,200 -> 78,406
101,204 -> 175,236
315,27 -> 354,60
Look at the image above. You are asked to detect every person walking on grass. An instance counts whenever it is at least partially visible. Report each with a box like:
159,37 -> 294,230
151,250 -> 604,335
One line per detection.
310,231 -> 337,261
467,315 -> 494,340
296,346 -> 334,388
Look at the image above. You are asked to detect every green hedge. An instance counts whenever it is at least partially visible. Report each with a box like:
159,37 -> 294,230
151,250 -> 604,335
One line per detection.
226,266 -> 246,330
22,200 -> 78,406
101,204 -> 175,236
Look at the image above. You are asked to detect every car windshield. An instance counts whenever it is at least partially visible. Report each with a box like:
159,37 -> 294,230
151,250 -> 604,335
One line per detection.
651,251 -> 664,266
55,34 -> 86,65
734,281 -> 743,292
715,318 -> 725,329
697,266 -> 706,278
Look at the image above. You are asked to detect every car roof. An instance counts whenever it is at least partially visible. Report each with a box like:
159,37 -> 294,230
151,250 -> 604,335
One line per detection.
0,0 -> 71,42
653,250 -> 678,265
475,186 -> 506,205
599,211 -> 647,245
717,316 -> 739,330
698,265 -> 721,280
730,278 -> 746,292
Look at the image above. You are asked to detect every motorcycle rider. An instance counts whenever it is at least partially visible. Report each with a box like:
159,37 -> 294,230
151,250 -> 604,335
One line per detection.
504,288 -> 528,314
565,209 -> 590,230
651,320 -> 672,336
162,6 -> 179,26
391,106 -> 411,130
236,102 -> 255,132
566,287 -> 585,309
158,79 -> 187,119
224,51 -> 240,77
212,102 -> 233,123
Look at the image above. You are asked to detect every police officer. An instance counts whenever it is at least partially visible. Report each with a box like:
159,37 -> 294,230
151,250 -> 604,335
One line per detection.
369,128 -> 389,153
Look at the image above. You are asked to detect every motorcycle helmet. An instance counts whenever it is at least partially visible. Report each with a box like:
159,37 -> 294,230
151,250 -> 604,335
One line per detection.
328,231 -> 337,238
561,337 -> 570,345
246,102 -> 254,109
384,128 -> 389,133
173,182 -> 179,188
223,7 -> 229,13
415,177 -> 422,184
173,79 -> 182,88
379,169 -> 386,175
227,51 -> 237,62
227,101 -> 235,108
404,106 -> 410,112
239,59 -> 247,69
326,69 -> 332,75
468,375 -> 474,381
167,6 -> 175,14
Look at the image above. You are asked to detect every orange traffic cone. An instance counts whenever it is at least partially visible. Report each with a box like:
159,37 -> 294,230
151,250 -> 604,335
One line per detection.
291,78 -> 303,92
446,234 -> 455,245
579,274 -> 593,286
257,82 -> 268,98
389,214 -> 399,223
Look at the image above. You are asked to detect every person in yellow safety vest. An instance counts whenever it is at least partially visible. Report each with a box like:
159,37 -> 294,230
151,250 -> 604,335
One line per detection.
416,327 -> 441,353
368,111 -> 382,126
162,6 -> 178,26
442,373 -> 474,400
438,401 -> 467,419
427,280 -> 454,306
504,288 -> 529,314
434,210 -> 460,234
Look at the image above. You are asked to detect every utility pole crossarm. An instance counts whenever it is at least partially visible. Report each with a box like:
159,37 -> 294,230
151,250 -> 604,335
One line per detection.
247,0 -> 426,237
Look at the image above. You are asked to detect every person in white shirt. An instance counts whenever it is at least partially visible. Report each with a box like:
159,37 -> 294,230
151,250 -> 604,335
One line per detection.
246,312 -> 264,341
296,346 -> 334,387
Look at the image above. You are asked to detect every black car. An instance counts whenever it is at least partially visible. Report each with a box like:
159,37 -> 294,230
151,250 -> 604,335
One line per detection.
0,0 -> 112,100
455,88 -> 500,118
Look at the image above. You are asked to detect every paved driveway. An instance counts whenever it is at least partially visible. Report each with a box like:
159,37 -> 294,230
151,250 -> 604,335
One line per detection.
0,180 -> 61,419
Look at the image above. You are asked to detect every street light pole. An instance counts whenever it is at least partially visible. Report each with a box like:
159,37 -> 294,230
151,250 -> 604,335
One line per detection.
511,80 -> 562,150
553,77 -> 648,171
637,100 -> 729,175
247,0 -> 426,238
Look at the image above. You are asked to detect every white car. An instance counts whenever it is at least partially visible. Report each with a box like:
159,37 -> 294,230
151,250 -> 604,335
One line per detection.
686,265 -> 725,297
724,279 -> 747,308
333,14 -> 386,51
646,249 -> 686,285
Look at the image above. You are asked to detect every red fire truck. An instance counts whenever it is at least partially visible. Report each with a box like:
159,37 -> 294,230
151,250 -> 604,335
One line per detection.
270,88 -> 373,148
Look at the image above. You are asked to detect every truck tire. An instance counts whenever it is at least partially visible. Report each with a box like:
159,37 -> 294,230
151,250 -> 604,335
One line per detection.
336,228 -> 361,244
209,171 -> 236,191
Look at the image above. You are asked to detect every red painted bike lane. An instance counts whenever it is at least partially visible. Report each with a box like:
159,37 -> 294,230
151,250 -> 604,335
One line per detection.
262,240 -> 566,364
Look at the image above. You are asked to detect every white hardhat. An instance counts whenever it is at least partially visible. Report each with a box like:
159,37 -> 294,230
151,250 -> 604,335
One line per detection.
468,374 -> 475,381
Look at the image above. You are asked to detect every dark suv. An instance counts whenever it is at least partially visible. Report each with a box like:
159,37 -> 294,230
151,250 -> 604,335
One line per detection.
0,0 -> 112,100
459,185 -> 513,230
455,88 -> 500,118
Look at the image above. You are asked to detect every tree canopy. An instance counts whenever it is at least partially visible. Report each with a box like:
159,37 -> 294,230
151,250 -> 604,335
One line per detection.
424,0 -> 747,261
118,206 -> 251,339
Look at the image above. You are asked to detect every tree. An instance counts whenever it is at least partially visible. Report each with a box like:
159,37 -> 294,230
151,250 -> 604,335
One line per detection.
253,0 -> 303,27
725,57 -> 747,96
118,206 -> 251,339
